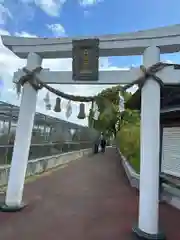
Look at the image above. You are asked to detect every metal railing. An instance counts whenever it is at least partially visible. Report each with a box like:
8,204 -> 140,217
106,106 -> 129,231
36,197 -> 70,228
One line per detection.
0,141 -> 93,165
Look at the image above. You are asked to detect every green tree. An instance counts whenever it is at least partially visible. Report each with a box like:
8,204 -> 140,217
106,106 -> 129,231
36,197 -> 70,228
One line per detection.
88,85 -> 135,137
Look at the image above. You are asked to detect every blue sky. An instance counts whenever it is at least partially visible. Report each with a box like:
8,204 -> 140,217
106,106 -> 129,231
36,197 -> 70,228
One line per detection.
0,0 -> 180,125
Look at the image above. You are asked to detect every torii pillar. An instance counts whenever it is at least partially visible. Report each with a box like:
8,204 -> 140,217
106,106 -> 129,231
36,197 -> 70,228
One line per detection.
0,52 -> 42,211
133,46 -> 165,239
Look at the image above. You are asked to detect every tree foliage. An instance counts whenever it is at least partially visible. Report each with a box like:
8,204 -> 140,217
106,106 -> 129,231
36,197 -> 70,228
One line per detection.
88,85 -> 139,137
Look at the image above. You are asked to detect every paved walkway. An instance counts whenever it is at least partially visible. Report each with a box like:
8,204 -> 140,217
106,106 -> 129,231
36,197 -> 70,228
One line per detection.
0,148 -> 180,240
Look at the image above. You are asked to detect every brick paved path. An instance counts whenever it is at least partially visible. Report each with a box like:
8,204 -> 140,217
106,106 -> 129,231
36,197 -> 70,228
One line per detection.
0,148 -> 180,240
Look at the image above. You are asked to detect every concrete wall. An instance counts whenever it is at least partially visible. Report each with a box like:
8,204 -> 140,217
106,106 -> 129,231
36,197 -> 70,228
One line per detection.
0,148 -> 91,187
117,148 -> 180,210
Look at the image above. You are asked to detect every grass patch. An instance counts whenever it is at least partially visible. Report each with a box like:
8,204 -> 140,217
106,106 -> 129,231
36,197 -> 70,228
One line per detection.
129,157 -> 140,173
117,123 -> 140,174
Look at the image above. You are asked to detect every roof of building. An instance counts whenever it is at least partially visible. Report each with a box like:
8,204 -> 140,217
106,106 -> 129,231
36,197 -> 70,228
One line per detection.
125,84 -> 180,111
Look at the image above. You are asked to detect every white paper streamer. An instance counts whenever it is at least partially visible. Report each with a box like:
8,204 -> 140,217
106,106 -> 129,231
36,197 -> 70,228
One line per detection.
66,100 -> 72,119
44,92 -> 51,110
93,109 -> 100,120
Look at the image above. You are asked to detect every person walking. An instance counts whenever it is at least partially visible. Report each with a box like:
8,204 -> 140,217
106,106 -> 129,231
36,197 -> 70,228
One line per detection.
100,133 -> 106,153
94,135 -> 100,154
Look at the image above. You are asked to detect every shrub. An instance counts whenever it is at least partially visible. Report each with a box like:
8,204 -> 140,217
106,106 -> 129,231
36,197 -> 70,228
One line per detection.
117,123 -> 140,173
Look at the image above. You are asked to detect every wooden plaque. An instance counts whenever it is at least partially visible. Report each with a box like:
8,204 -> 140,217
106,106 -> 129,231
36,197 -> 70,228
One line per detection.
72,38 -> 99,81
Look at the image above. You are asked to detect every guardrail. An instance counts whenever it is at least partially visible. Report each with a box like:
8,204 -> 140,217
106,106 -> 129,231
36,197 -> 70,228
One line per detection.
0,141 -> 93,165
0,147 -> 92,187
160,173 -> 180,190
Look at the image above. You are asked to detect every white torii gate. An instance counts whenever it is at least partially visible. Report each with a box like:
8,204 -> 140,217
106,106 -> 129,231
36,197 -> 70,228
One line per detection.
2,24 -> 180,239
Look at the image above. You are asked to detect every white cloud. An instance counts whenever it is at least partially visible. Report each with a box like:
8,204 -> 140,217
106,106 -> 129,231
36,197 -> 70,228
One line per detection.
0,4 -> 12,25
36,0 -> 66,16
14,31 -> 38,38
0,28 -> 10,36
79,0 -> 103,7
47,23 -> 66,37
20,0 -> 102,17
20,0 -> 67,17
